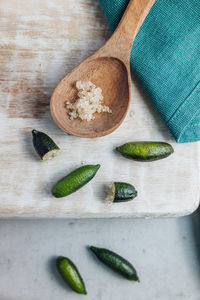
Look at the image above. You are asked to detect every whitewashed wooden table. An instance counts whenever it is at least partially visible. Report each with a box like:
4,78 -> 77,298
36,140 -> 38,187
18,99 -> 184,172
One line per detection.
0,0 -> 200,218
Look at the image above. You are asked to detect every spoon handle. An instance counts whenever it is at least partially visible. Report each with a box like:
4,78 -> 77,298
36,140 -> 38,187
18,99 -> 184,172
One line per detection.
112,0 -> 155,53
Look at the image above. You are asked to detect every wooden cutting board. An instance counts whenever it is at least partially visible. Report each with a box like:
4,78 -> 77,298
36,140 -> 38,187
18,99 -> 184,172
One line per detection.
0,0 -> 199,218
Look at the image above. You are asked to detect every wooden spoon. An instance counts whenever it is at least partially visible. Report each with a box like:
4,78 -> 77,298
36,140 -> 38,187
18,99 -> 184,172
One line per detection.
50,0 -> 155,138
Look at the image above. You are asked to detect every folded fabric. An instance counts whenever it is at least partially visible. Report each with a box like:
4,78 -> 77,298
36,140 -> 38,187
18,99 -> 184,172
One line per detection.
98,0 -> 200,143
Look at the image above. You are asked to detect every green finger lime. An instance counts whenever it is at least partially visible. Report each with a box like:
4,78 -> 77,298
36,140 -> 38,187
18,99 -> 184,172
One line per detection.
116,142 -> 174,162
90,246 -> 140,282
107,182 -> 138,203
56,256 -> 87,295
52,164 -> 100,198
32,129 -> 60,161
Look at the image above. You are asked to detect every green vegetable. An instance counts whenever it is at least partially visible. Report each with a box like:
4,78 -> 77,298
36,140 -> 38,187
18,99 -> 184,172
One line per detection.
52,164 -> 100,198
107,182 -> 137,203
32,129 -> 60,160
56,256 -> 87,295
116,141 -> 174,162
90,246 -> 140,282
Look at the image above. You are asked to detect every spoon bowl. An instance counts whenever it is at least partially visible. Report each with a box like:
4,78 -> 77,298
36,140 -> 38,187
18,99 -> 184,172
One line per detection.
50,57 -> 129,137
50,0 -> 155,138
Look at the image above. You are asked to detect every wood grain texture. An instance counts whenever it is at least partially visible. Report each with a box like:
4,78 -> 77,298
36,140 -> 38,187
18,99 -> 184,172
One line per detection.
50,0 -> 155,138
0,0 -> 200,218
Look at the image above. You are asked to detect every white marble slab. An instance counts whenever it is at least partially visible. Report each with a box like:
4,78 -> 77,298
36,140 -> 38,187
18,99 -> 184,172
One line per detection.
0,216 -> 199,300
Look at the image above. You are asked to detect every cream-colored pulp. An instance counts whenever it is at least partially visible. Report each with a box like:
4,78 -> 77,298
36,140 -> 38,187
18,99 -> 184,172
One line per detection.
66,80 -> 112,121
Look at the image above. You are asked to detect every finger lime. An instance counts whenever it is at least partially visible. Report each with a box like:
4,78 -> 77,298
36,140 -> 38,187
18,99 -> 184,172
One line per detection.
116,142 -> 174,162
56,256 -> 87,295
32,129 -> 60,161
52,164 -> 100,198
107,182 -> 137,203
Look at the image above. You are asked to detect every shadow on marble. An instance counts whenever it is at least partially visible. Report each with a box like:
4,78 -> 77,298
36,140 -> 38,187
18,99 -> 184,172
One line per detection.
191,206 -> 200,277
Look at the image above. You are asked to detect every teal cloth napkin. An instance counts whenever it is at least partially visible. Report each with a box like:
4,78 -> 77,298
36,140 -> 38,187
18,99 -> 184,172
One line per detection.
98,0 -> 200,143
